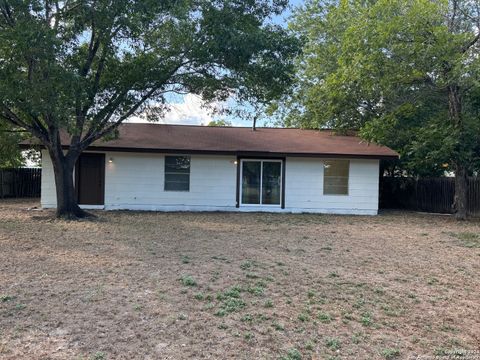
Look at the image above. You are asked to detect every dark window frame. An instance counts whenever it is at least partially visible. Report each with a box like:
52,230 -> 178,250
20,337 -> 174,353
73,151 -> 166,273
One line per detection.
239,159 -> 283,206
164,155 -> 191,192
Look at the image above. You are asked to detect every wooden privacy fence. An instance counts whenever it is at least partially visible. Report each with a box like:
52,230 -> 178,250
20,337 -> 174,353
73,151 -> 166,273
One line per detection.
0,168 -> 41,198
380,176 -> 480,216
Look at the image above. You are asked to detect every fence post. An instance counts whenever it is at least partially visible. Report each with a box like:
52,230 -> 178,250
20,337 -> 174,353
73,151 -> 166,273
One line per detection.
0,170 -> 3,199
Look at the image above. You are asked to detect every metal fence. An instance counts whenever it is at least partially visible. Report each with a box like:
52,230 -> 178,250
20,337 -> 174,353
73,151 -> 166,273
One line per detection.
380,176 -> 480,216
0,168 -> 41,198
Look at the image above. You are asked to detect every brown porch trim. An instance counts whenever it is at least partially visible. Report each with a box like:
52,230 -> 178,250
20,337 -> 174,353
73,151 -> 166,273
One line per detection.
235,156 -> 240,208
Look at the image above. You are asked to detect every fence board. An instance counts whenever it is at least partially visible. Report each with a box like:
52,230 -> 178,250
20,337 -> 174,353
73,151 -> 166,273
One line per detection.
380,176 -> 479,216
0,168 -> 41,198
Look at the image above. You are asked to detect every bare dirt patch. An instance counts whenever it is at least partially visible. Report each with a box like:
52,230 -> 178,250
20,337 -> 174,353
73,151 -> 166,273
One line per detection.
1,199 -> 479,359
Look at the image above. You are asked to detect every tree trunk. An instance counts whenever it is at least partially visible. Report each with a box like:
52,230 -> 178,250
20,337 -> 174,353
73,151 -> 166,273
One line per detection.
448,84 -> 468,220
48,147 -> 88,219
453,163 -> 468,220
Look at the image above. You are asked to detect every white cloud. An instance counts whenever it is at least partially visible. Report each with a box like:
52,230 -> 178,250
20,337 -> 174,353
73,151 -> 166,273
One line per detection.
127,94 -> 223,125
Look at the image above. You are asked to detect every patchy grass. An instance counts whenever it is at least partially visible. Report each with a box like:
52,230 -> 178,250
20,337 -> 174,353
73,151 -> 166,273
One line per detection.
317,311 -> 333,324
180,275 -> 197,287
263,299 -> 274,308
448,231 -> 480,248
280,348 -> 302,360
180,255 -> 191,264
91,351 -> 106,360
325,337 -> 341,350
214,285 -> 246,317
0,200 -> 479,359
381,348 -> 401,359
0,295 -> 15,303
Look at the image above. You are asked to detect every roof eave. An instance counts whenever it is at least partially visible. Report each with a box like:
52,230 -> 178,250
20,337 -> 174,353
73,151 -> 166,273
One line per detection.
19,143 -> 399,160
78,145 -> 400,160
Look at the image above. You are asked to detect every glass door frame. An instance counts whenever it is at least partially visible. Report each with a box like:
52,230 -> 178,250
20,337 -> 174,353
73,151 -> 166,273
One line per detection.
239,158 -> 283,207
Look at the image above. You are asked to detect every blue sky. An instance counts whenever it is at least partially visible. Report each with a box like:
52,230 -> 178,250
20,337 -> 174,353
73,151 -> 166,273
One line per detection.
142,0 -> 305,128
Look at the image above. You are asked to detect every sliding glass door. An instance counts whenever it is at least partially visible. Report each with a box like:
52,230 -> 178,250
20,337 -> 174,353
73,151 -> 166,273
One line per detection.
241,160 -> 282,206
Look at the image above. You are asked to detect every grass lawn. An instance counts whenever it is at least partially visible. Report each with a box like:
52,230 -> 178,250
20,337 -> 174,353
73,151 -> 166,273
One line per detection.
0,199 -> 479,359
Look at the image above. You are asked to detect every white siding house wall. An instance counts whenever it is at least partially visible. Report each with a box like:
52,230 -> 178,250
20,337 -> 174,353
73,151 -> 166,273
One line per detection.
104,152 -> 237,211
40,150 -> 57,208
284,157 -> 379,215
41,150 -> 238,211
41,151 -> 380,214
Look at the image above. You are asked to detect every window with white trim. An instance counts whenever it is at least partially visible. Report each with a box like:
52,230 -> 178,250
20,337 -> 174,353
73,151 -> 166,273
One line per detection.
323,160 -> 349,195
164,156 -> 190,191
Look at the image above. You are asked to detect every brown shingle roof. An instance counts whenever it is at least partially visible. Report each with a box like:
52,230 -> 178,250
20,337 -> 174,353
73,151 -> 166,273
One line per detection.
28,124 -> 400,159
90,124 -> 398,159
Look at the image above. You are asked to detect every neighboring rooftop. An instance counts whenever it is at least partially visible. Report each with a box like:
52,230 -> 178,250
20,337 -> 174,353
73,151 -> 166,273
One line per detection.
27,123 -> 399,159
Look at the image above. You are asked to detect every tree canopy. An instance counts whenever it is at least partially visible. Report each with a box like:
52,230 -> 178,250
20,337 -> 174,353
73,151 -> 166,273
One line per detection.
278,0 -> 480,218
207,119 -> 233,126
0,0 -> 299,217
0,122 -> 24,168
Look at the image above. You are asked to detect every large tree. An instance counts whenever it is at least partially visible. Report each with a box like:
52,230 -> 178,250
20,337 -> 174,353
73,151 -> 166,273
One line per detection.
0,0 -> 298,218
279,0 -> 480,219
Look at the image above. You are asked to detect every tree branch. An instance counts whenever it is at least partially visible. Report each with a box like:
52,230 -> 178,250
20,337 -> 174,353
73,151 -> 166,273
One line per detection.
449,0 -> 458,31
0,105 -> 49,144
462,32 -> 480,53
0,0 -> 15,26
81,87 -> 160,147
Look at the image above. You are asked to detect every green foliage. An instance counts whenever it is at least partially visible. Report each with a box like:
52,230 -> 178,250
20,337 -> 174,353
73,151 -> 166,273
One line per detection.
194,292 -> 204,300
278,0 -> 480,177
381,348 -> 400,359
215,297 -> 246,316
272,321 -> 284,331
180,275 -> 197,287
243,331 -> 254,340
297,312 -> 309,322
215,285 -> 246,316
247,284 -> 265,296
91,352 -> 106,360
15,303 -> 26,311
223,285 -> 242,299
207,119 -> 232,126
0,0 -> 299,214
327,271 -> 339,278
0,295 -> 15,302
361,311 -> 373,327
0,1 -> 298,138
240,259 -> 256,270
317,311 -> 333,324
280,348 -> 302,360
264,299 -> 274,308
0,122 -> 24,168
241,313 -> 253,323
325,337 -> 341,350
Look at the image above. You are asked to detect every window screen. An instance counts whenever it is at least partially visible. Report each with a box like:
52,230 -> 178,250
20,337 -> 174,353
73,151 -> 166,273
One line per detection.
164,156 -> 190,191
323,160 -> 349,195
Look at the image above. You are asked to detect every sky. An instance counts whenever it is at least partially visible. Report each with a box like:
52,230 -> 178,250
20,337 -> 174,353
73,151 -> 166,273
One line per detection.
129,0 -> 304,128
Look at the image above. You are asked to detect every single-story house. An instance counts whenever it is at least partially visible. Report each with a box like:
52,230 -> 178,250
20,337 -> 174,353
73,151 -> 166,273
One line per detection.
39,124 -> 398,215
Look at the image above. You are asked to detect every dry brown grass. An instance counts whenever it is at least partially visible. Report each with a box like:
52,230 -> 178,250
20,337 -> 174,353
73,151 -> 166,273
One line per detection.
0,199 -> 479,359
